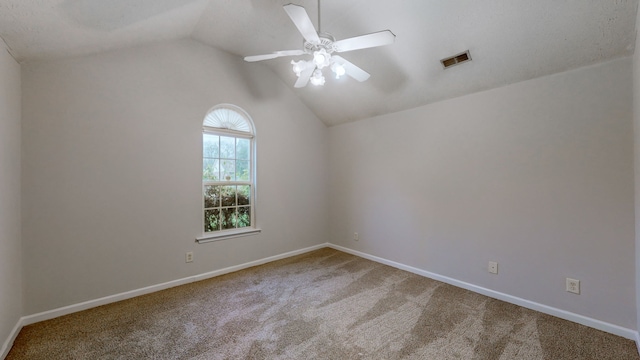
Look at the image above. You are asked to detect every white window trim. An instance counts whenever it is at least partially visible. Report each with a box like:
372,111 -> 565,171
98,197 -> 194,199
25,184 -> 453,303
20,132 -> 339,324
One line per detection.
196,228 -> 262,243
197,104 -> 259,243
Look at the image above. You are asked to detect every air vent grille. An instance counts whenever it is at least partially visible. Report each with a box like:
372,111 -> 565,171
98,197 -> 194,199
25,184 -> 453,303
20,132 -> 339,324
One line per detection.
441,50 -> 471,69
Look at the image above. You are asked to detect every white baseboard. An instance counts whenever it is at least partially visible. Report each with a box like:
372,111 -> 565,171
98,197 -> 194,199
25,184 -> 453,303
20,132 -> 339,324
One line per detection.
6,242 -> 639,358
1,318 -> 23,360
21,243 -> 328,327
328,243 -> 639,341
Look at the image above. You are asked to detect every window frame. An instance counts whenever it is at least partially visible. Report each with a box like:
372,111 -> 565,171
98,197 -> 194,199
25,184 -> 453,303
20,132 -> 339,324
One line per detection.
197,104 -> 260,243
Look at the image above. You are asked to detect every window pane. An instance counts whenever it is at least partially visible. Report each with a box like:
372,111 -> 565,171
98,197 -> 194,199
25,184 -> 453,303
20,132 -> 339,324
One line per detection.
203,159 -> 219,181
204,209 -> 220,232
221,208 -> 236,230
203,134 -> 219,158
236,138 -> 250,160
204,185 -> 220,208
221,186 -> 237,207
236,160 -> 250,181
238,185 -> 250,205
220,160 -> 236,181
220,136 -> 235,159
237,207 -> 251,228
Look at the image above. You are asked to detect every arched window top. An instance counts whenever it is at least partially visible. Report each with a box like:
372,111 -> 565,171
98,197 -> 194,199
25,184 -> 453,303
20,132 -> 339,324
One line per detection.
204,104 -> 254,135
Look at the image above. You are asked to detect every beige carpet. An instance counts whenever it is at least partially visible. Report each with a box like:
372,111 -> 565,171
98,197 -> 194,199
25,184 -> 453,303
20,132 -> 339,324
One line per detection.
7,248 -> 640,359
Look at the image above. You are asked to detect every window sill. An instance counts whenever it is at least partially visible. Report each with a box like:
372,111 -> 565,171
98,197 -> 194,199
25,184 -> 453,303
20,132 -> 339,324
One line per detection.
196,228 -> 262,244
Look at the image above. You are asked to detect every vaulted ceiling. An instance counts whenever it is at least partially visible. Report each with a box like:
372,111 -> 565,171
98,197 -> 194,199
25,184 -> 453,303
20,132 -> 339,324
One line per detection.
0,0 -> 637,126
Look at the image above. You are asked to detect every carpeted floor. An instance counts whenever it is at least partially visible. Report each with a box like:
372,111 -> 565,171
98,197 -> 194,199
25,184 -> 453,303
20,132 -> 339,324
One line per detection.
7,248 -> 640,359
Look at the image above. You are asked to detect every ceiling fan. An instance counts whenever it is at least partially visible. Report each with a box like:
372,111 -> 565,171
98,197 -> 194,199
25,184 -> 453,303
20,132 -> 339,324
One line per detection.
244,1 -> 396,88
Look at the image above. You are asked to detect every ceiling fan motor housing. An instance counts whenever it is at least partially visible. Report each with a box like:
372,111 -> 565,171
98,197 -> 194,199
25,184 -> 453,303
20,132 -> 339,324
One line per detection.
304,32 -> 336,54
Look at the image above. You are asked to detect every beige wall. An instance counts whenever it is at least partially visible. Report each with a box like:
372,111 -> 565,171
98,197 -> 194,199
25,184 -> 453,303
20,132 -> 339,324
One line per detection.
0,40 -> 22,352
21,39 -> 329,314
329,57 -> 636,329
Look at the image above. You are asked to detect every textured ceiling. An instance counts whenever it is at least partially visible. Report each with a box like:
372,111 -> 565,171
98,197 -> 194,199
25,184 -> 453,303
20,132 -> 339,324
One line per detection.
1,0 -> 638,126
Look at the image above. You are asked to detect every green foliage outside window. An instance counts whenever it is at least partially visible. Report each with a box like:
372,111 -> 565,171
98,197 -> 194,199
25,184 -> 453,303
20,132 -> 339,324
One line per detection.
204,185 -> 251,232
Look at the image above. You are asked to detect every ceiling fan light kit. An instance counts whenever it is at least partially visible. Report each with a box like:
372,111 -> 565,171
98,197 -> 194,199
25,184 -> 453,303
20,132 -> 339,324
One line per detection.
244,1 -> 395,88
310,69 -> 326,86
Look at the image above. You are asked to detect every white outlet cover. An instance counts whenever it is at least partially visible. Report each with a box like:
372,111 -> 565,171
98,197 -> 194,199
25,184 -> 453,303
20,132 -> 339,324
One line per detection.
566,278 -> 580,294
488,261 -> 498,274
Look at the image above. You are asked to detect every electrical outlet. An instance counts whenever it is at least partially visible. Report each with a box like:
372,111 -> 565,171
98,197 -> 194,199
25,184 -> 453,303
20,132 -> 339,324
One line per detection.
566,278 -> 580,294
353,232 -> 359,241
186,252 -> 194,263
488,261 -> 498,274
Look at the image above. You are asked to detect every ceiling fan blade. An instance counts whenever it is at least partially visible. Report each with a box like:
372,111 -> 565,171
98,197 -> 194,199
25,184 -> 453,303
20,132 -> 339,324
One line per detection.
244,50 -> 306,62
332,55 -> 370,82
284,4 -> 320,45
294,66 -> 315,88
333,30 -> 396,53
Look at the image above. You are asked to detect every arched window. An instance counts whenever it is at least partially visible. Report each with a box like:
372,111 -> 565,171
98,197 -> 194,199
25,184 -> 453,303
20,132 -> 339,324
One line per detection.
198,104 -> 259,242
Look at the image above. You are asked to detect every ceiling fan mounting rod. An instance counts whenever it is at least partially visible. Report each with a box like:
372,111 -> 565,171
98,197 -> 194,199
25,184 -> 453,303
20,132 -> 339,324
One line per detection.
317,0 -> 321,33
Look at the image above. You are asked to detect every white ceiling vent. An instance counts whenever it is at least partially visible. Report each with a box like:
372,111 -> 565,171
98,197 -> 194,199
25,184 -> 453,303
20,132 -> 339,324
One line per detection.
441,50 -> 471,69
